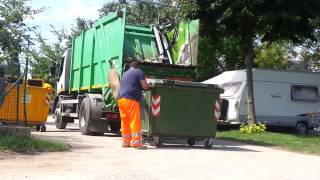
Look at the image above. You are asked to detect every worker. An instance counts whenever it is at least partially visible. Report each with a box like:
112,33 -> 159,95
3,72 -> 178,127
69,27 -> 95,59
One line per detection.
118,59 -> 150,149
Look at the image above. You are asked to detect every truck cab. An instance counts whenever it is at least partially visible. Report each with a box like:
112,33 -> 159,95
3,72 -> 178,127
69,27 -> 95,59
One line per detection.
56,49 -> 71,95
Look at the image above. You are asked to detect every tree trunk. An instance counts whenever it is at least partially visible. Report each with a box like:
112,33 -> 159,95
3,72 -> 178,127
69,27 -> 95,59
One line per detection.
245,36 -> 256,125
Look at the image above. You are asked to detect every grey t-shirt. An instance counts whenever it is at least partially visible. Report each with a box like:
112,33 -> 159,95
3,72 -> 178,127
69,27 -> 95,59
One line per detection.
119,68 -> 145,101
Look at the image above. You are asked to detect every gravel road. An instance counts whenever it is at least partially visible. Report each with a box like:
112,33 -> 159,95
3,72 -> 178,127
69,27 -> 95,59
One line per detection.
0,117 -> 320,180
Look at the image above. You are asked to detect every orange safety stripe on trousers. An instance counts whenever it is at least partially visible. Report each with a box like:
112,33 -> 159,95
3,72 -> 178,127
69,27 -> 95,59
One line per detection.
118,98 -> 142,146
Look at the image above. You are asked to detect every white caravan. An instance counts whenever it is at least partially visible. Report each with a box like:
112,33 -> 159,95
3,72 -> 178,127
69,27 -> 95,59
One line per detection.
203,68 -> 320,133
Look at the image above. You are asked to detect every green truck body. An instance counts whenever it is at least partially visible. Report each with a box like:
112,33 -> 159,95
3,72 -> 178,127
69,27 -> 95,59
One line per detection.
69,9 -> 196,95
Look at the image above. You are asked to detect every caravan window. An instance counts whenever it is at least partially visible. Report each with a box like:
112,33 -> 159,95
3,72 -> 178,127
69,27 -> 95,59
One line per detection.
222,82 -> 242,96
291,85 -> 319,102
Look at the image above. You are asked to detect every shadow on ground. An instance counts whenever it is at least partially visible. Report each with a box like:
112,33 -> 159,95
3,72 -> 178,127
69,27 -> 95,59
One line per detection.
144,138 -> 259,152
36,121 -> 259,152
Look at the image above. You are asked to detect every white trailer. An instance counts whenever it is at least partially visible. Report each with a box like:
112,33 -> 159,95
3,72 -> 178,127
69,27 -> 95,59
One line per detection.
203,68 -> 320,133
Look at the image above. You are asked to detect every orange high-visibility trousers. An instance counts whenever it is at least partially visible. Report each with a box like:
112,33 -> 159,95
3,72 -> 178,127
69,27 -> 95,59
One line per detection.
117,98 -> 142,147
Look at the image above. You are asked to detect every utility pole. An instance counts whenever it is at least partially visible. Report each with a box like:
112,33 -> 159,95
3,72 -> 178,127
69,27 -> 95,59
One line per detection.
23,36 -> 33,126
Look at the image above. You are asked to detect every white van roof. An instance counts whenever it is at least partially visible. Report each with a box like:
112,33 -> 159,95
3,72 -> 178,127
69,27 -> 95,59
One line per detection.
202,69 -> 246,85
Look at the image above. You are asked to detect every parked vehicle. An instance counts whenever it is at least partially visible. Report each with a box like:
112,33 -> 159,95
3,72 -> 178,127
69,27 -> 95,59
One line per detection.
53,9 -> 205,135
203,68 -> 320,134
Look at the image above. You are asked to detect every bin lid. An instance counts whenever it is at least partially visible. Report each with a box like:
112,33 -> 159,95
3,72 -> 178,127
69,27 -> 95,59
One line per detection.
147,79 -> 224,93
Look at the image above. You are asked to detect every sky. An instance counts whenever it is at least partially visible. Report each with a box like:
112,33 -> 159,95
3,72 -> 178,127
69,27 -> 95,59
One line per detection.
26,0 -> 112,44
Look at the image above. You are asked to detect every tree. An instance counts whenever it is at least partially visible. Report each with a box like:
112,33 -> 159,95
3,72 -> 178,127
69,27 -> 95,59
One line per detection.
0,0 -> 41,77
299,29 -> 320,72
196,35 -> 246,81
177,0 -> 248,80
255,42 -> 289,70
30,27 -> 68,87
190,0 -> 320,124
98,0 -> 178,25
30,14 -> 96,87
65,18 -> 93,47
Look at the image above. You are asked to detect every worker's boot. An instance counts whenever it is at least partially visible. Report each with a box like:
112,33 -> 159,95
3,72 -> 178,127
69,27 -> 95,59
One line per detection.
122,142 -> 130,148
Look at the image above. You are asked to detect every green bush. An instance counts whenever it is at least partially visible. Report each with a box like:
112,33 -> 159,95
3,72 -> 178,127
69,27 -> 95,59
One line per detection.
240,123 -> 266,134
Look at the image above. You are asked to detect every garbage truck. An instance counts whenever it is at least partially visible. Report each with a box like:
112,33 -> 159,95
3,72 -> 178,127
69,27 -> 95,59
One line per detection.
53,8 -> 222,143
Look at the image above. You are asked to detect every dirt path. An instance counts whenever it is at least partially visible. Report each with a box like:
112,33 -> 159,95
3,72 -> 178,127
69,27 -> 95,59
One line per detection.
0,117 -> 320,180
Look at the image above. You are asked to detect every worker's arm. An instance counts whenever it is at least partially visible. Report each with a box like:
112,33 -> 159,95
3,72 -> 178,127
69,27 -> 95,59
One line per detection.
140,79 -> 150,90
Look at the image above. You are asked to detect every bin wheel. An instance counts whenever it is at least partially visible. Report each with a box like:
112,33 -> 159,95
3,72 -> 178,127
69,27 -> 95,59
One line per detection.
153,136 -> 162,148
204,138 -> 214,149
79,97 -> 92,135
142,137 -> 146,145
35,125 -> 40,131
40,125 -> 46,132
109,121 -> 121,132
187,138 -> 196,146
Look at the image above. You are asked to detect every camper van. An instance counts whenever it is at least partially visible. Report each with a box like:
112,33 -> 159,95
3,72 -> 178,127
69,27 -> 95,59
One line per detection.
203,68 -> 320,133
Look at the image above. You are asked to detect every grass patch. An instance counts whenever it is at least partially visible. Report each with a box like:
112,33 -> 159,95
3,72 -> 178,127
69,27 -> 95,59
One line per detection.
217,130 -> 320,155
0,135 -> 69,153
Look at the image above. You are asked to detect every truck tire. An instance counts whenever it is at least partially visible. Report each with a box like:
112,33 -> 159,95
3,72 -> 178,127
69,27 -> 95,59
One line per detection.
79,97 -> 92,135
54,100 -> 67,129
55,115 -> 68,129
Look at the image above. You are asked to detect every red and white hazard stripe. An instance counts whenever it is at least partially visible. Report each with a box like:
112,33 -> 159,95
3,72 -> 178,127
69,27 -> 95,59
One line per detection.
152,95 -> 161,117
214,99 -> 221,121
45,92 -> 51,107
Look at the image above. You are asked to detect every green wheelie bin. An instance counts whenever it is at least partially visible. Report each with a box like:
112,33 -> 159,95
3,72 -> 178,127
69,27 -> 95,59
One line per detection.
141,79 -> 224,148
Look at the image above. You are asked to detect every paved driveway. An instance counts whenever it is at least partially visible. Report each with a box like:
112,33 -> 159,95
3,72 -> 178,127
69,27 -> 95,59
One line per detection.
0,117 -> 320,180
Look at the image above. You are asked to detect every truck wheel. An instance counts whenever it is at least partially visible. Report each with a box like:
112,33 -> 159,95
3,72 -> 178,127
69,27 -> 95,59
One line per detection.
79,97 -> 92,135
54,100 -> 67,129
187,138 -> 196,146
55,115 -> 68,129
109,121 -> 121,132
296,122 -> 308,134
204,138 -> 214,149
